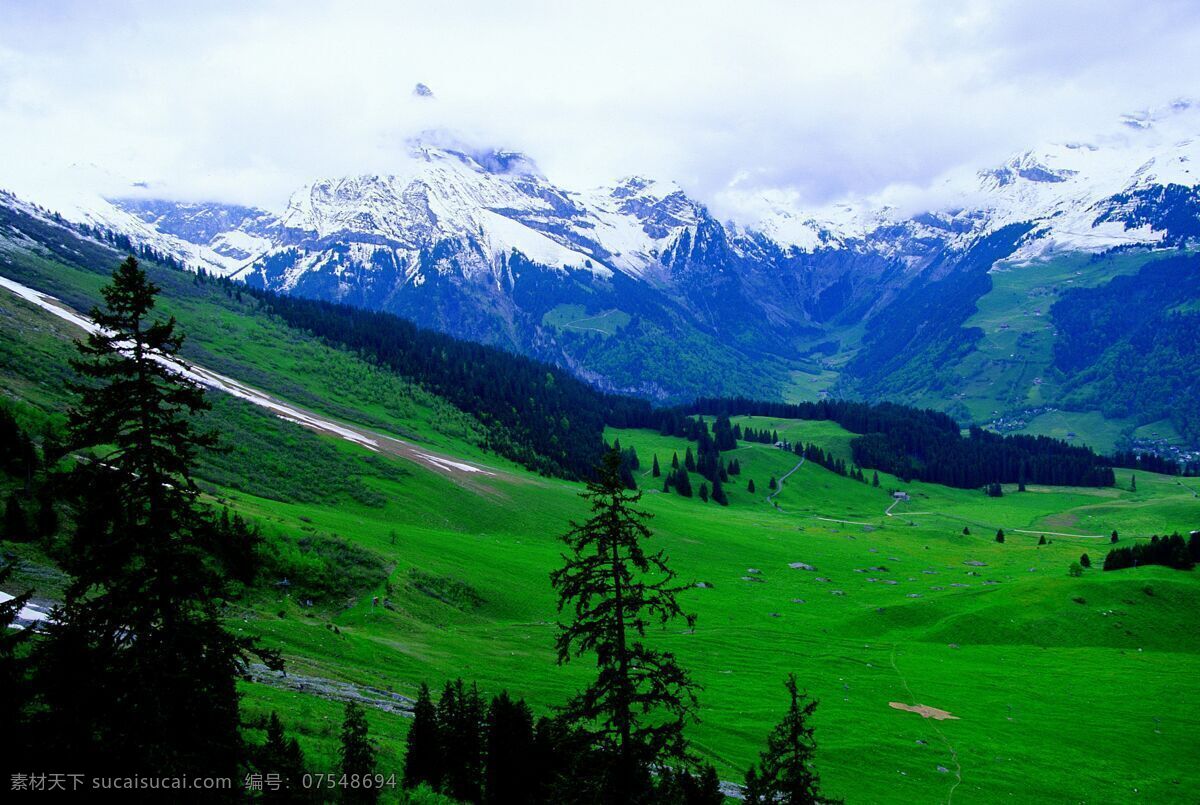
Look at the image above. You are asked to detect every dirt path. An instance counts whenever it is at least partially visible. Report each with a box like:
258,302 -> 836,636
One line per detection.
812,516 -> 875,526
890,646 -> 963,804
0,274 -> 508,487
1011,529 -> 1106,539
767,458 -> 805,511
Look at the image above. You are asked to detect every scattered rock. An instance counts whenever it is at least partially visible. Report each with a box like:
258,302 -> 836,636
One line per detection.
792,599 -> 806,604
695,582 -> 712,589
964,561 -> 987,567
815,577 -> 831,583
937,766 -> 949,774
883,580 -> 898,585
907,593 -> 922,598
915,739 -> 928,745
1028,567 -> 1038,572
888,557 -> 901,562
831,590 -> 846,596
869,548 -> 879,553
948,643 -> 959,649
741,576 -> 765,583
769,612 -> 781,618
922,570 -> 938,575
747,568 -> 762,574
789,562 -> 816,571
951,583 -> 969,588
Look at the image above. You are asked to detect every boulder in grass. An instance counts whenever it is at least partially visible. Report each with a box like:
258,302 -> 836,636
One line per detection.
789,562 -> 816,571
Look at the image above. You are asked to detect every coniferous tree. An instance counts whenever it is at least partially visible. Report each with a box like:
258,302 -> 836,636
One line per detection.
657,763 -> 726,804
672,452 -> 680,470
31,257 -> 276,781
1111,530 -> 1119,543
711,474 -> 728,506
1080,553 -> 1091,569
962,527 -> 971,536
3,493 -> 27,541
768,476 -> 777,491
0,561 -> 33,776
674,467 -> 693,498
437,679 -> 485,803
996,529 -> 1005,543
1130,474 -> 1137,492
652,455 -> 661,478
404,683 -> 442,791
699,482 -> 709,503
34,488 -> 58,539
255,711 -> 309,802
339,702 -> 378,803
743,765 -> 766,805
685,447 -> 696,472
748,479 -> 756,494
485,692 -> 536,804
619,459 -> 638,491
550,449 -> 698,801
1038,535 -> 1047,546
745,674 -> 835,804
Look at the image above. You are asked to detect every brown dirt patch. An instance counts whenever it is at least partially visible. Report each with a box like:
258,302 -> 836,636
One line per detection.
1042,511 -> 1079,529
889,702 -> 960,720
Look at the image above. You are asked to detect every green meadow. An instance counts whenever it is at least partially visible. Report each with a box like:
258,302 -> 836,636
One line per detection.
2,246 -> 1199,803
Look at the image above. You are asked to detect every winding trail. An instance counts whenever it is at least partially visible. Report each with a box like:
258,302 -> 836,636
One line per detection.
1011,529 -> 1106,539
890,646 -> 963,804
766,457 -> 805,511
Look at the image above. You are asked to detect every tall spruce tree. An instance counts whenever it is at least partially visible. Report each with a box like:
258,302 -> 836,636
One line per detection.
404,682 -> 442,791
437,678 -> 485,802
339,701 -> 378,803
550,449 -> 699,801
255,711 -> 310,803
31,257 -> 275,782
745,674 -> 836,804
0,561 -> 33,777
485,691 -> 536,804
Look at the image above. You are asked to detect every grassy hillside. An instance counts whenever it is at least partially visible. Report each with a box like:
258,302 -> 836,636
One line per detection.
798,246 -> 1200,458
2,232 -> 1199,802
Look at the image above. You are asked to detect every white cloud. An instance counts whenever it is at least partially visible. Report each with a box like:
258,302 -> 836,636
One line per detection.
0,0 -> 1196,218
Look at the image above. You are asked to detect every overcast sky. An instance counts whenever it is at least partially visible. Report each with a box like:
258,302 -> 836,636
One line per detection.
1,0 -> 1197,217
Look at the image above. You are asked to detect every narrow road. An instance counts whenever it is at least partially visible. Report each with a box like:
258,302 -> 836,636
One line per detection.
767,458 -> 805,511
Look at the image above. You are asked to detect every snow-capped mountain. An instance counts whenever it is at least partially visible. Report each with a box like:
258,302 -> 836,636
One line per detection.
5,102 -> 1199,401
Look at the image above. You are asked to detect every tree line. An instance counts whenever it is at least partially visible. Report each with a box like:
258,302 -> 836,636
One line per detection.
685,397 -> 1116,489
1103,532 -> 1200,571
213,273 -> 1125,492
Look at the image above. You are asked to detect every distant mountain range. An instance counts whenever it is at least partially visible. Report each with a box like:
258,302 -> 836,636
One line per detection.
4,101 -> 1199,452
